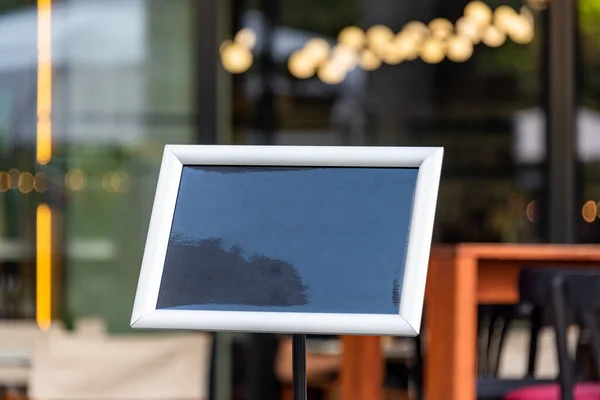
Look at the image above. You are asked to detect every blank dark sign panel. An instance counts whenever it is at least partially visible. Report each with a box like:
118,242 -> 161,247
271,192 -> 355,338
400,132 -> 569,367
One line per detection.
156,166 -> 418,315
131,145 -> 443,335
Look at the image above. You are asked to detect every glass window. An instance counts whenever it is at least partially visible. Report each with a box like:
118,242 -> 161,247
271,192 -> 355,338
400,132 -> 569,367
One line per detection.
226,0 -> 544,243
0,0 -> 200,331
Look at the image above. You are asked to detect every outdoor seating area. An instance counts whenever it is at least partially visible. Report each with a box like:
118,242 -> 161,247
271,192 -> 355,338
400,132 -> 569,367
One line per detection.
1,245 -> 600,400
0,0 -> 598,398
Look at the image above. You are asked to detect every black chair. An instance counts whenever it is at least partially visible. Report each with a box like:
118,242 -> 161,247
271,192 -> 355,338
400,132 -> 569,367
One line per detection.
477,267 -> 574,399
504,270 -> 600,400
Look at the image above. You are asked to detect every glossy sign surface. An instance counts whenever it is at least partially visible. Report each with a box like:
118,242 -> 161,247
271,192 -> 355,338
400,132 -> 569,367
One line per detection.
156,166 -> 418,315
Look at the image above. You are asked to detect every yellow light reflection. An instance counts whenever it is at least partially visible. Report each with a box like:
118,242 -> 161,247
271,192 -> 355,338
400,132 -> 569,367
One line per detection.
8,169 -> 19,189
18,172 -> 35,194
65,169 -> 86,191
582,200 -> 597,223
36,203 -> 52,331
0,172 -> 11,192
34,172 -> 48,193
37,0 -> 52,165
526,200 -> 537,222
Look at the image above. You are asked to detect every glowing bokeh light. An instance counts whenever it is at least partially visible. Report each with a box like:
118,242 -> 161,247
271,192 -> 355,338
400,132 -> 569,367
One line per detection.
420,37 -> 445,64
234,28 -> 257,49
456,16 -> 481,43
464,1 -> 493,27
359,49 -> 382,71
494,5 -> 518,32
317,61 -> 347,85
65,169 -> 86,191
429,18 -> 453,38
338,26 -> 365,50
0,172 -> 10,192
288,51 -> 316,79
18,172 -> 34,193
34,172 -> 48,193
332,44 -> 359,70
303,38 -> 330,64
506,15 -> 534,44
582,200 -> 597,223
483,25 -> 506,47
367,25 -> 394,55
447,35 -> 473,62
221,42 -> 253,74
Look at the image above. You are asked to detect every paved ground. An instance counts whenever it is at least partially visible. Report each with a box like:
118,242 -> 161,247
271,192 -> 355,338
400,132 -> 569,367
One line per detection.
497,326 -> 579,378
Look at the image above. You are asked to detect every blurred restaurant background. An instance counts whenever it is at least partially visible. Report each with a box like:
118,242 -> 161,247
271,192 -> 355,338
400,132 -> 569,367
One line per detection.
0,0 -> 598,399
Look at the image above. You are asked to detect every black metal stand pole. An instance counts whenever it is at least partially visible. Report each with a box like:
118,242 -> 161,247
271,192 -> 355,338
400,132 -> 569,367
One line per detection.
292,334 -> 307,400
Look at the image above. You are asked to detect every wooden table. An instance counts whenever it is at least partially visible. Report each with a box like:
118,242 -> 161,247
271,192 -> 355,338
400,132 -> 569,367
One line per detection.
340,244 -> 600,400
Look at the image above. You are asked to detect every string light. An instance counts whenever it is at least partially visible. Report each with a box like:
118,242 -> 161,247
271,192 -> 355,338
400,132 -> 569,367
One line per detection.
456,17 -> 481,43
332,44 -> 359,70
482,25 -> 506,47
34,172 -> 48,193
526,200 -> 537,222
394,31 -> 421,60
506,15 -> 534,44
367,25 -> 394,56
420,37 -> 445,64
234,28 -> 257,49
338,26 -> 365,51
582,200 -> 597,223
0,172 -> 10,192
317,61 -> 347,84
359,49 -> 382,71
286,9 -> 532,74
220,42 -> 253,74
494,6 -> 518,32
464,1 -> 493,27
381,40 -> 405,65
288,51 -> 316,79
18,172 -> 35,194
65,169 -> 86,191
303,38 -> 330,64
429,18 -> 453,38
403,21 -> 429,37
447,35 -> 473,62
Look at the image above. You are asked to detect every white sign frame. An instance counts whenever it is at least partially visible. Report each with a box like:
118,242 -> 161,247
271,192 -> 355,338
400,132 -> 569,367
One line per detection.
131,145 -> 443,336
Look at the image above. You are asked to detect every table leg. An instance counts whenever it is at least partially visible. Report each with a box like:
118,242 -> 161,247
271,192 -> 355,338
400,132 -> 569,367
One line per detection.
426,253 -> 477,400
340,336 -> 383,400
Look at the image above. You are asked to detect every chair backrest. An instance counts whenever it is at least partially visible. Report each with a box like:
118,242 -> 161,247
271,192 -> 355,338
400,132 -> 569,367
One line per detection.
544,271 -> 600,400
562,273 -> 600,380
28,332 -> 212,400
